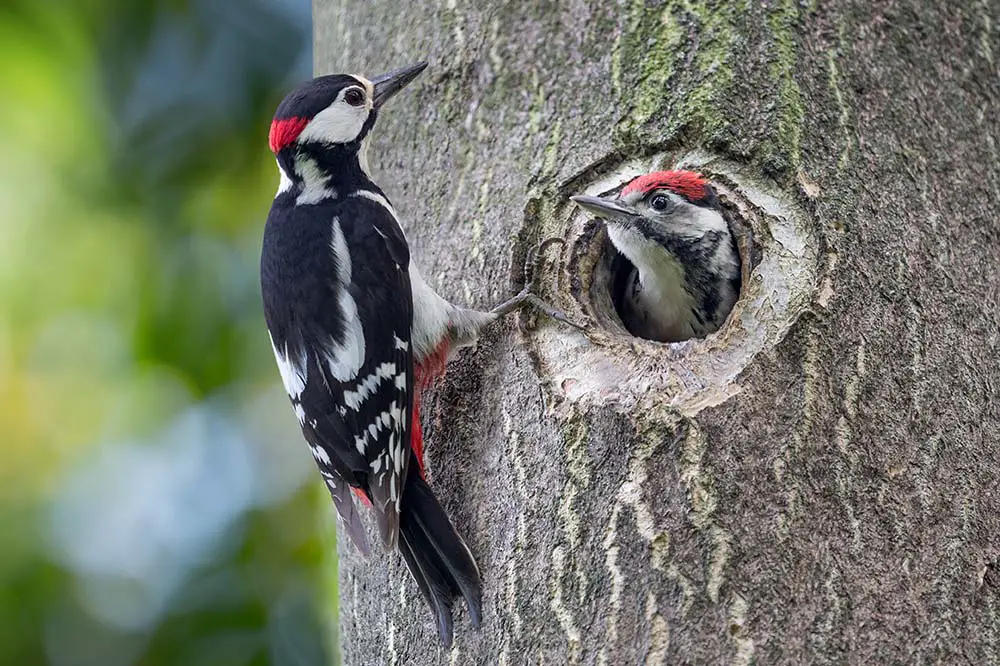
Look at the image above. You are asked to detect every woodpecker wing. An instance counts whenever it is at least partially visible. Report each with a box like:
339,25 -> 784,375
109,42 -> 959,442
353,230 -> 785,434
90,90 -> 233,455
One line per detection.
315,192 -> 415,548
261,190 -> 414,551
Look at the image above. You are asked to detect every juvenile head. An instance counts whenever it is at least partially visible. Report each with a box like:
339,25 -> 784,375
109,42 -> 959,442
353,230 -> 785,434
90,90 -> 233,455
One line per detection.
571,170 -> 725,238
572,170 -> 741,342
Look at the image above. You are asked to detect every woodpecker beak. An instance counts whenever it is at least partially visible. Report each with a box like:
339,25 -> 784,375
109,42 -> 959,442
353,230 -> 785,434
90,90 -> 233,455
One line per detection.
570,195 -> 640,221
371,62 -> 428,109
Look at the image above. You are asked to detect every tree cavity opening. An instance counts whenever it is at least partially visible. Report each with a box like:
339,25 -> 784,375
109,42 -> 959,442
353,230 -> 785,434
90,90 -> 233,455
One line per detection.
544,152 -> 817,407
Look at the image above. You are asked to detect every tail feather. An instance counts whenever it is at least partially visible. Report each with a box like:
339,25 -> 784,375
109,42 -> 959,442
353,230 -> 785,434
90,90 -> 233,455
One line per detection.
399,464 -> 483,644
398,530 -> 455,646
327,476 -> 370,556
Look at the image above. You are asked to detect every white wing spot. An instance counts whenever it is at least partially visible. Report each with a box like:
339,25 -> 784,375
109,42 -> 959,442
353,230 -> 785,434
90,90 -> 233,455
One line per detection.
269,333 -> 307,399
311,445 -> 332,466
293,403 -> 306,425
329,216 -> 352,284
386,434 -> 399,473
393,335 -> 408,351
343,362 -> 397,411
394,441 -> 403,474
323,218 -> 365,382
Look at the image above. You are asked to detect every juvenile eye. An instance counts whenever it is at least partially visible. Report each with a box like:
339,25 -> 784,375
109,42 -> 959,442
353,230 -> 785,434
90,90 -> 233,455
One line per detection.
650,194 -> 669,211
344,88 -> 365,106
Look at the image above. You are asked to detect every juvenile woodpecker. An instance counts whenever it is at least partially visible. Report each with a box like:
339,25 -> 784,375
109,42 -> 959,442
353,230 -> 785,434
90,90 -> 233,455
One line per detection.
571,171 -> 741,342
260,62 -> 559,645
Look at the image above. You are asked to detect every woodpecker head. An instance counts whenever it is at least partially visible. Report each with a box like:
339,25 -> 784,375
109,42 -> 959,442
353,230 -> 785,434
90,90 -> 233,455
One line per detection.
570,170 -> 729,243
268,61 -> 427,157
571,171 -> 741,342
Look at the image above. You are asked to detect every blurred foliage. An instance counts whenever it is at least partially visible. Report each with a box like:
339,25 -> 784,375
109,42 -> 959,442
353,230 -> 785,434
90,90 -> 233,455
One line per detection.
0,1 -> 339,664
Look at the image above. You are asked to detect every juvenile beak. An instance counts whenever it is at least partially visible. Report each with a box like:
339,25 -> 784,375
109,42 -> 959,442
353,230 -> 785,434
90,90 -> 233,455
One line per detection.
371,62 -> 428,109
570,195 -> 639,220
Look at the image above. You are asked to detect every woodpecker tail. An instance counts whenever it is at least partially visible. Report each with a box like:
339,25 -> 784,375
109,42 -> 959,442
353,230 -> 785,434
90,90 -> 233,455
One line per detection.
397,463 -> 482,646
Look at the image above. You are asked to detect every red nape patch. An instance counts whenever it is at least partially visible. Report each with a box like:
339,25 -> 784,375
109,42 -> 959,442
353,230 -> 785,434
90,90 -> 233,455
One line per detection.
352,487 -> 372,507
268,116 -> 309,153
621,170 -> 709,202
409,338 -> 453,480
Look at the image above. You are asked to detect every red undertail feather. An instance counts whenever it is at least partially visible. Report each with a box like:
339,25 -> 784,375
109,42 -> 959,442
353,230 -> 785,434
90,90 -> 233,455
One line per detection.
622,170 -> 709,202
410,338 -> 452,479
269,116 -> 309,153
352,487 -> 372,506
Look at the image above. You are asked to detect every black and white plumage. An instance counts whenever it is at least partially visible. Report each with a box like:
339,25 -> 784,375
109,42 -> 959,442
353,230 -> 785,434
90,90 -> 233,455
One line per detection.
264,191 -> 413,547
260,63 -> 499,645
571,171 -> 742,343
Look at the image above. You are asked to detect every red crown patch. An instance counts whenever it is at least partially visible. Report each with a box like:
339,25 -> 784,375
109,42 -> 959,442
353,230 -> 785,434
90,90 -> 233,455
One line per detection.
621,170 -> 709,202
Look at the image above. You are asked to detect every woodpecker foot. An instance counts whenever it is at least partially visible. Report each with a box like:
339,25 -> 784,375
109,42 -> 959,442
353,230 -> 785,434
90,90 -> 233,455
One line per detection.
489,237 -> 586,330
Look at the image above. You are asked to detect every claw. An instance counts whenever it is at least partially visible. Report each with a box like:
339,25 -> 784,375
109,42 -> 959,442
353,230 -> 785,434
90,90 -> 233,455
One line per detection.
487,236 -> 586,330
522,236 -> 568,293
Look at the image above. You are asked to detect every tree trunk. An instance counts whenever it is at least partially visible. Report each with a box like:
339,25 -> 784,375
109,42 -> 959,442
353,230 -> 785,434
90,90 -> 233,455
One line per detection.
314,1 -> 1000,663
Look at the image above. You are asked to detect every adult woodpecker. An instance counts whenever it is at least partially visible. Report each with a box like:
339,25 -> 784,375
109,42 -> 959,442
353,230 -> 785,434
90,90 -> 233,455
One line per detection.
260,62 -> 562,645
571,170 -> 741,343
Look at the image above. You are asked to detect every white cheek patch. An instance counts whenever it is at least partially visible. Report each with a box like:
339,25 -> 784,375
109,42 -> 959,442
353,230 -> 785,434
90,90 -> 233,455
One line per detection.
297,100 -> 368,145
674,205 -> 729,237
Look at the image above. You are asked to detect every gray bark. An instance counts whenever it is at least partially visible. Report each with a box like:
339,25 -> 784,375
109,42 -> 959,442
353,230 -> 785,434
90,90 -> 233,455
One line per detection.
314,1 -> 1000,664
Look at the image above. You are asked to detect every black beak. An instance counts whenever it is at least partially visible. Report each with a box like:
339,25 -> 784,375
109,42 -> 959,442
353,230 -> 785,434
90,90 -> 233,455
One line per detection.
570,195 -> 639,220
371,62 -> 428,109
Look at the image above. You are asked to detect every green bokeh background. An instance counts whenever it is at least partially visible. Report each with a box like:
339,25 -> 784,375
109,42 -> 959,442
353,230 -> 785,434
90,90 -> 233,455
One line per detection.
0,2 -> 337,664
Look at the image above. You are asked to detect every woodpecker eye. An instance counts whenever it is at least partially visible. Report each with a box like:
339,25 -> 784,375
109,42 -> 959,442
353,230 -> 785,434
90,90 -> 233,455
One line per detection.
344,88 -> 365,107
650,194 -> 670,211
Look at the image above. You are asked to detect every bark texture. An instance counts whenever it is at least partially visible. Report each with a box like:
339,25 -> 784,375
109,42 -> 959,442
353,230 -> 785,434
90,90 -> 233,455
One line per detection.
314,1 -> 1000,663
